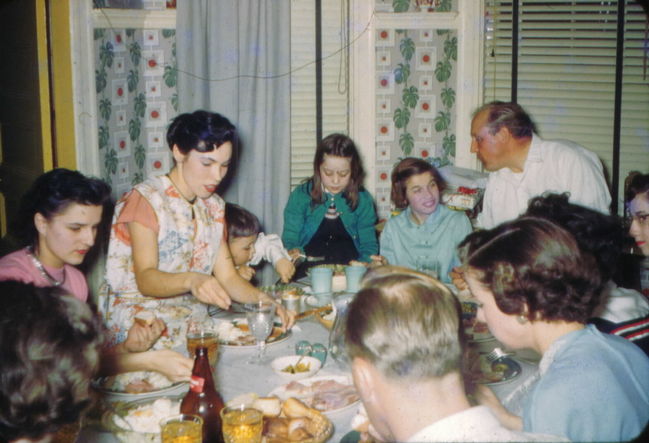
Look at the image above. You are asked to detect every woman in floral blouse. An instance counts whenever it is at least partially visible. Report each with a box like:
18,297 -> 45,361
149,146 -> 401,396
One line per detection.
100,110 -> 292,350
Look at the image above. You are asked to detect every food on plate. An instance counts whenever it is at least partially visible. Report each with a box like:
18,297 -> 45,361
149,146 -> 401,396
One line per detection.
478,359 -> 512,384
264,397 -> 330,442
227,395 -> 331,442
214,319 -> 284,346
253,396 -> 281,417
133,309 -> 156,327
463,346 -> 519,385
100,371 -> 174,394
112,397 -> 180,433
281,378 -> 360,412
265,416 -> 289,437
261,284 -> 305,298
282,361 -> 312,374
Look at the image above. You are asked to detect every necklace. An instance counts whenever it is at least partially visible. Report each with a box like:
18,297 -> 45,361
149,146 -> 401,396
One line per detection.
26,247 -> 66,287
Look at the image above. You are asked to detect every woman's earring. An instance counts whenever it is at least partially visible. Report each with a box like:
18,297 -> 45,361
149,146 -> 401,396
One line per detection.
517,315 -> 528,325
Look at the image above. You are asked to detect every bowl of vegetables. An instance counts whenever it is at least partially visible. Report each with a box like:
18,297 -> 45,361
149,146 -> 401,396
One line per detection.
271,355 -> 322,381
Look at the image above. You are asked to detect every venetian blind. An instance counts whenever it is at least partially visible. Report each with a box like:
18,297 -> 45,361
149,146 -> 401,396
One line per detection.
484,0 -> 649,214
290,0 -> 350,188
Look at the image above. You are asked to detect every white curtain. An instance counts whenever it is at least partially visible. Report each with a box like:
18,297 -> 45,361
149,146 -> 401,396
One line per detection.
176,0 -> 291,283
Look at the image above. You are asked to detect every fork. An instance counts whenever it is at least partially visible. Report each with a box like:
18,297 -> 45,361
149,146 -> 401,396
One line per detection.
485,347 -> 513,363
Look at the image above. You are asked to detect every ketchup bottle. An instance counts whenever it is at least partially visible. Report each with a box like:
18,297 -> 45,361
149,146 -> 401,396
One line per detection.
180,346 -> 225,443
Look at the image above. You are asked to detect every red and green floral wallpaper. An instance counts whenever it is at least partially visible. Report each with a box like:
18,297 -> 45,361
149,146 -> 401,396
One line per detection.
94,27 -> 178,198
373,0 -> 458,220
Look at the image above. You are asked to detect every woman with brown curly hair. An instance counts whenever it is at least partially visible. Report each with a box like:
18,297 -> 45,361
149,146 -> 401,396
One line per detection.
0,281 -> 103,443
459,217 -> 649,442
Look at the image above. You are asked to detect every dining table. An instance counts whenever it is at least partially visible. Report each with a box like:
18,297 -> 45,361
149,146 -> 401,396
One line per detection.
75,287 -> 540,443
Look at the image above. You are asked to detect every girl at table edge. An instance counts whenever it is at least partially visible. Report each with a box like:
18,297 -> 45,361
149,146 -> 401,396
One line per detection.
373,157 -> 472,284
627,172 -> 649,258
282,133 -> 378,267
0,168 -> 193,381
460,217 -> 649,442
100,110 -> 292,347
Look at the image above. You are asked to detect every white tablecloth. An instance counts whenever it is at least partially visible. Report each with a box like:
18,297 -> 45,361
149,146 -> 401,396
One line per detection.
77,308 -> 538,442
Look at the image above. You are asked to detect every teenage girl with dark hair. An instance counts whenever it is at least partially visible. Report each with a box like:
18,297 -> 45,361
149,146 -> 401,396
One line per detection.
282,133 -> 378,277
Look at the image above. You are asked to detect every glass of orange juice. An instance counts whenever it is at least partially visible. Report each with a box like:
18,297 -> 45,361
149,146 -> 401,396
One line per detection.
160,414 -> 202,443
220,406 -> 263,443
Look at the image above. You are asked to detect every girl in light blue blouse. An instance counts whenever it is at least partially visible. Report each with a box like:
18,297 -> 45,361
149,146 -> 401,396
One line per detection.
376,158 -> 472,283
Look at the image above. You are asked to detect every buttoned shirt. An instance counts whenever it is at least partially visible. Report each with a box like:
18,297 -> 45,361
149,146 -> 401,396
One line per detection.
477,134 -> 611,229
380,205 -> 472,283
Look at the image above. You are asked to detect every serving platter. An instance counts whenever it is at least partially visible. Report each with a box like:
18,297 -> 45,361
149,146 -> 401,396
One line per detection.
268,374 -> 360,417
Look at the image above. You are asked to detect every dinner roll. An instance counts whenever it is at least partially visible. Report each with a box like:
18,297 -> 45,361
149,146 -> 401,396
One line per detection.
253,396 -> 281,417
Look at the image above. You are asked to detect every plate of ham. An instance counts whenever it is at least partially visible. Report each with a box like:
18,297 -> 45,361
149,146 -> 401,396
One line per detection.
268,374 -> 360,416
93,371 -> 187,398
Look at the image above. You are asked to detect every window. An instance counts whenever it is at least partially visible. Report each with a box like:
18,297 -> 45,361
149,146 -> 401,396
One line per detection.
484,0 -> 649,214
290,0 -> 350,188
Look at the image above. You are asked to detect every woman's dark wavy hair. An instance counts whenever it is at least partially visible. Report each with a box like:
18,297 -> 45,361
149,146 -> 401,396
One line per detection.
458,217 -> 603,323
14,168 -> 112,249
390,157 -> 447,210
166,110 -> 237,155
309,133 -> 365,211
625,173 -> 649,205
524,193 -> 624,282
0,281 -> 103,442
225,202 -> 262,239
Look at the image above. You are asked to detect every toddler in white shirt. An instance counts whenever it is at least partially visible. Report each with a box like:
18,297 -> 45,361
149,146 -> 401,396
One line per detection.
225,203 -> 295,283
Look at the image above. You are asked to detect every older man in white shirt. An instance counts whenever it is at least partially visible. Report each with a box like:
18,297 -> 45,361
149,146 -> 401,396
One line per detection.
471,101 -> 611,229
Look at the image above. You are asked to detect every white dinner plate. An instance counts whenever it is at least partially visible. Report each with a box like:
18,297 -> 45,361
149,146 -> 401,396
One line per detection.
218,318 -> 292,349
92,377 -> 187,398
268,374 -> 360,416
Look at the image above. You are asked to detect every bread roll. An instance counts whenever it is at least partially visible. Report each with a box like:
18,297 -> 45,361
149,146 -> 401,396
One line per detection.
253,396 -> 281,417
287,418 -> 312,441
264,416 -> 288,438
134,310 -> 156,327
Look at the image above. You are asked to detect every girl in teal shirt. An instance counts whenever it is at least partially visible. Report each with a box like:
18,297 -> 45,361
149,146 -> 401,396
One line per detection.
282,134 -> 378,277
